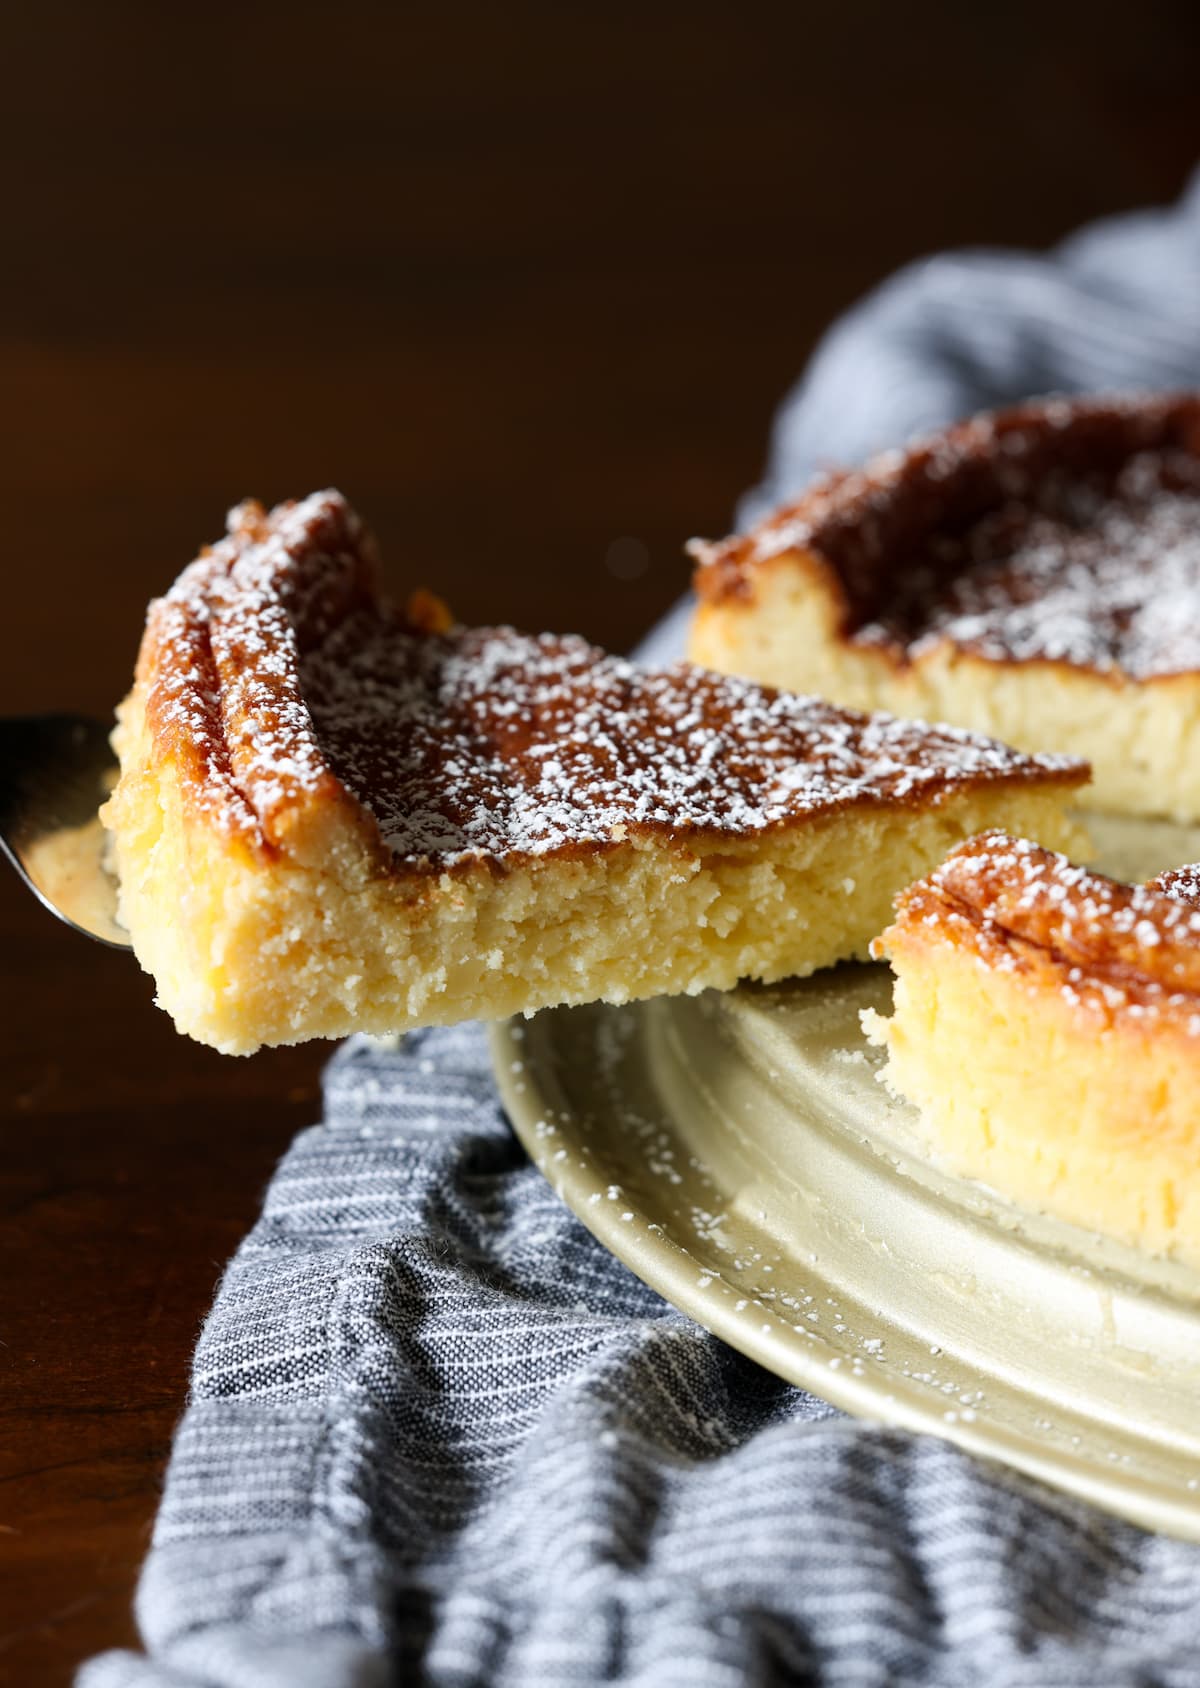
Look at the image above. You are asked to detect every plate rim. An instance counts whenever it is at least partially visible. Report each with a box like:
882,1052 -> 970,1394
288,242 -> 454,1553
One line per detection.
490,1002 -> 1200,1542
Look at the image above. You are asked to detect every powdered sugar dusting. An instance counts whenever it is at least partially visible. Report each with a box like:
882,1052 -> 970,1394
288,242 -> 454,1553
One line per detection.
139,492 -> 1084,869
860,470 -> 1200,678
905,831 -> 1200,1027
1150,862 -> 1200,909
302,627 -> 1083,867
143,490 -> 378,844
693,394 -> 1200,682
933,832 -> 1200,940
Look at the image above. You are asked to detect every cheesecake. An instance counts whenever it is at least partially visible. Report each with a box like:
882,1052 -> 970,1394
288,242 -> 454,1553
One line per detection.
101,491 -> 1087,1055
865,833 -> 1200,1267
689,392 -> 1200,820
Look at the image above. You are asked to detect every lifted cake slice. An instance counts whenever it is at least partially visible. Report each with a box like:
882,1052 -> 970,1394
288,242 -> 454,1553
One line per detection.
102,491 -> 1087,1054
866,834 -> 1200,1267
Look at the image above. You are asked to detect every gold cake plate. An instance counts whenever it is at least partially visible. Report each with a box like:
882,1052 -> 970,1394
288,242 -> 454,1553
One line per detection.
490,814 -> 1200,1541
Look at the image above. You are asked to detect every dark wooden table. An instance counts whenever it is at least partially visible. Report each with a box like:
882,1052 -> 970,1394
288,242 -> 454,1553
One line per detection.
2,4 -> 1197,1680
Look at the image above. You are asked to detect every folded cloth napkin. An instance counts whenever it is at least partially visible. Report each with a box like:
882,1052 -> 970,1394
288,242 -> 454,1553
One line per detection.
84,172 -> 1200,1688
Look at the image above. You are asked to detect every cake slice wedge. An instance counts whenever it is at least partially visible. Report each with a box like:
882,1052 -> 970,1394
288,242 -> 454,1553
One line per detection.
865,834 -> 1200,1268
689,392 -> 1200,819
101,491 -> 1087,1055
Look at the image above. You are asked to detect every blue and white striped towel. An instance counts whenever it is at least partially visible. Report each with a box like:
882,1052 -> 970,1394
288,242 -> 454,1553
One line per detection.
83,169 -> 1200,1688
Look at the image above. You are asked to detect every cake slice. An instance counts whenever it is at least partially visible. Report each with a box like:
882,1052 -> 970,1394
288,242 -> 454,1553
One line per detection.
101,491 -> 1087,1055
865,834 -> 1200,1267
689,392 -> 1200,819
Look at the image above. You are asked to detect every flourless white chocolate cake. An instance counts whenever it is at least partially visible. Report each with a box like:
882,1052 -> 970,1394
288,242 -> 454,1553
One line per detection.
689,392 -> 1200,820
101,490 -> 1086,1054
866,833 -> 1200,1267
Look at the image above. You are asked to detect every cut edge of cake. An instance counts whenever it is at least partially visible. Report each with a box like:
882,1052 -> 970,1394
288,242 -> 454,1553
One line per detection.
106,690 -> 1089,1054
864,832 -> 1200,1268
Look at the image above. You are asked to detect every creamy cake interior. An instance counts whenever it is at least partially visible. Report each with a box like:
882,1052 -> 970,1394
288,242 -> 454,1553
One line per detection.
866,832 -> 1200,1267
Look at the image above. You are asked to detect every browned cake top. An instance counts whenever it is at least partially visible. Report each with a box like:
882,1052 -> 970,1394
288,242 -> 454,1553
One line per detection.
693,393 -> 1200,680
1149,862 -> 1200,906
881,831 -> 1200,1025
138,492 -> 1085,869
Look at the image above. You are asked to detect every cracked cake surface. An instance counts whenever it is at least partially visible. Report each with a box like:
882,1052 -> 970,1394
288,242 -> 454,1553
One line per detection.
877,832 -> 1200,1028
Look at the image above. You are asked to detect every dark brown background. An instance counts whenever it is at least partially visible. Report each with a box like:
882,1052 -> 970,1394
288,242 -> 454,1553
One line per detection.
2,3 -> 1197,1680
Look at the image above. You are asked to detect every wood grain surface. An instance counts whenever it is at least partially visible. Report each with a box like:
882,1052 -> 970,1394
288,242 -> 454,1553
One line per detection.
2,3 -> 1197,1680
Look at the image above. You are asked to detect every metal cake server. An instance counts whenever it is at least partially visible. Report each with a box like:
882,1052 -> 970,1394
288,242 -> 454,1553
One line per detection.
0,714 -> 131,948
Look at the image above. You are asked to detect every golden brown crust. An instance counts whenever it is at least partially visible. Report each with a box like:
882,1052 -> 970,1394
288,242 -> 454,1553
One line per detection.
1149,862 -> 1200,907
877,832 -> 1200,1026
691,392 -> 1200,683
138,491 -> 380,859
130,493 -> 1088,882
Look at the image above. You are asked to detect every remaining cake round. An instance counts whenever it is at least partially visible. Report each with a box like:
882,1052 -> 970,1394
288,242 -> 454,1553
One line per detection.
689,392 -> 1200,820
865,832 -> 1200,1268
101,491 -> 1086,1054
